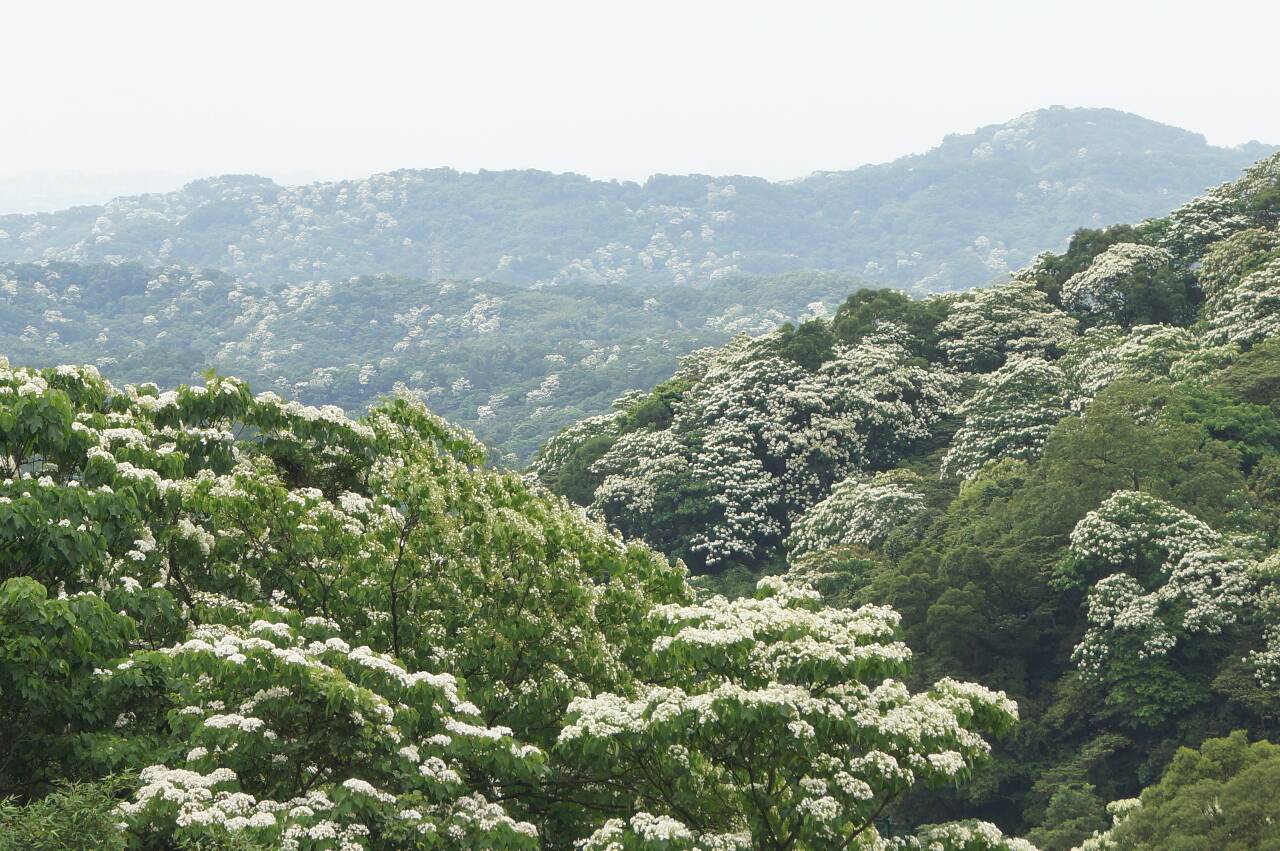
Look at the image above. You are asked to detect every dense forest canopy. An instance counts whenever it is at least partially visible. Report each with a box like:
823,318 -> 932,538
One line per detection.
3,144 -> 1280,848
0,108 -> 1272,293
530,151 -> 1280,847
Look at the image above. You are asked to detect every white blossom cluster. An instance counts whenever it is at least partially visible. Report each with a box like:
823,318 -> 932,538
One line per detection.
558,577 -> 1019,849
577,815 -> 751,851
1059,243 -> 1173,321
936,279 -> 1078,371
1065,492 -> 1254,676
786,470 -> 925,560
1196,227 -> 1280,298
941,355 -> 1073,480
1246,553 -> 1280,689
1073,797 -> 1143,850
1200,257 -> 1280,347
112,616 -> 542,846
1161,151 -> 1280,260
889,819 -> 1038,851
587,334 -> 958,566
1058,324 -> 1198,408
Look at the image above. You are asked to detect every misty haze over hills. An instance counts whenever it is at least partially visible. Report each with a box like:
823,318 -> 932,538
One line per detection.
0,169 -> 326,216
1,107 -> 1273,293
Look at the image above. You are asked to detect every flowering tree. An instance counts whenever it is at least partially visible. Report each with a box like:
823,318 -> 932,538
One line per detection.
1057,492 -> 1254,680
1058,243 -> 1178,325
1200,257 -> 1280,347
557,577 -> 1024,850
935,280 -> 1077,372
1246,552 -> 1280,690
586,333 -> 958,570
941,356 -> 1073,480
111,618 -> 545,848
1161,152 -> 1280,261
528,409 -> 624,487
1196,227 -> 1280,299
786,470 -> 925,561
0,358 -> 691,846
1058,325 -> 1198,409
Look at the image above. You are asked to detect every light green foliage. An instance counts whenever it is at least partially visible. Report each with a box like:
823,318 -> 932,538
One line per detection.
0,578 -> 138,791
0,779 -> 130,851
1096,731 -> 1280,850
0,358 -> 688,846
1036,381 -> 1248,527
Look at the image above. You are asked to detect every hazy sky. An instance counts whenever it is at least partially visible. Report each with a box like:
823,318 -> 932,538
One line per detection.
4,0 -> 1279,189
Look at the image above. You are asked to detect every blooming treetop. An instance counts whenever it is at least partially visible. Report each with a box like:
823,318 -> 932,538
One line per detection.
1059,491 -> 1255,679
1059,243 -> 1174,323
941,356 -> 1073,481
586,334 -> 958,568
558,577 -> 1025,850
786,470 -> 926,561
935,280 -> 1077,372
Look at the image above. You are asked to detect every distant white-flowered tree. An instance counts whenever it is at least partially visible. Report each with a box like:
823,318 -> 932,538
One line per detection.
1059,243 -> 1173,323
1059,324 -> 1198,409
1201,257 -> 1280,347
1161,152 -> 1280,261
941,356 -> 1073,480
1196,227 -> 1279,299
786,470 -> 925,561
1057,491 -> 1255,679
935,280 -> 1077,372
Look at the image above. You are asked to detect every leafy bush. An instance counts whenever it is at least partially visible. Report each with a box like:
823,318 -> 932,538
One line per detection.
0,780 -> 129,851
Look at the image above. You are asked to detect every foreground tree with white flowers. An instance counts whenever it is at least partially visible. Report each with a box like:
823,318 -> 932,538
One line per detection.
561,578 -> 1022,850
0,359 -> 1028,849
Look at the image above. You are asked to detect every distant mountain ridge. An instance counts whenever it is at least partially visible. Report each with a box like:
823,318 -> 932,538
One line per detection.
1,107 -> 1272,291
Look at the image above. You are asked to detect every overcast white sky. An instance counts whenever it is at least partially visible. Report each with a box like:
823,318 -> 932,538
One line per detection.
3,0 -> 1278,190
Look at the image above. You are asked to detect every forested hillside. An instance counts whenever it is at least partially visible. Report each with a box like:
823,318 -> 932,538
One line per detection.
0,361 -> 1037,850
3,142 -> 1280,850
0,266 -> 855,462
532,151 -> 1280,847
1,108 -> 1271,292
